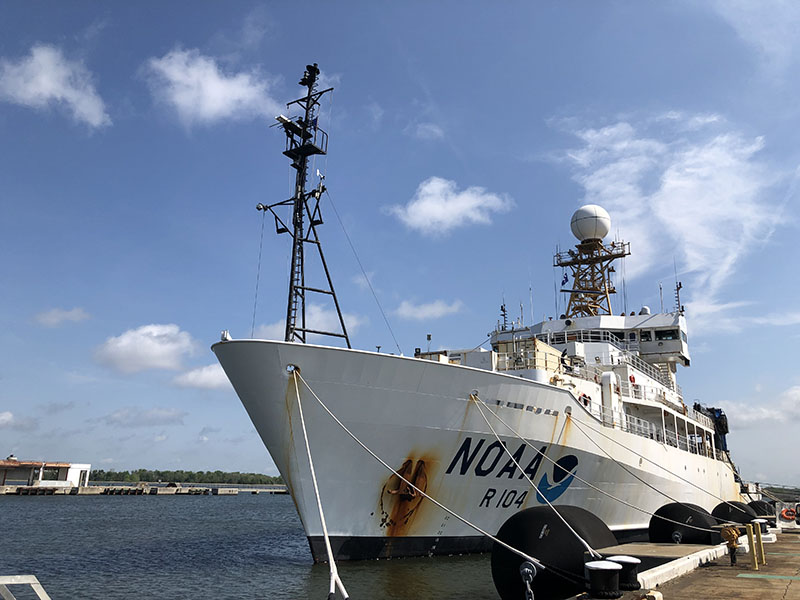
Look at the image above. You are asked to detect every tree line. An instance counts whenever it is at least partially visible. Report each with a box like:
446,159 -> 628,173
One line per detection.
90,469 -> 283,485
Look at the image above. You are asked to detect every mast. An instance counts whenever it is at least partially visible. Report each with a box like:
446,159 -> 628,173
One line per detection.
554,205 -> 630,318
257,63 -> 350,347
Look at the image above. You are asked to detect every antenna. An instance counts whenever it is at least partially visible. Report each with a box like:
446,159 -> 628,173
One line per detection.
528,271 -> 534,329
555,206 -> 630,318
257,63 -> 349,347
674,281 -> 684,314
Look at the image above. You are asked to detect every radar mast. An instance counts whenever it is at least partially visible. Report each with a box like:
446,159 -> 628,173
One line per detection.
257,63 -> 350,347
554,205 -> 630,318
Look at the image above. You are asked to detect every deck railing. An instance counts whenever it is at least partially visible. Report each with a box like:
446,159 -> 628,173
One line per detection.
583,401 -> 718,460
0,575 -> 51,600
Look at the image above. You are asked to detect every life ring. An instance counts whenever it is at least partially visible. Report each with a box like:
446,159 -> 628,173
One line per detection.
781,508 -> 796,520
629,375 -> 636,384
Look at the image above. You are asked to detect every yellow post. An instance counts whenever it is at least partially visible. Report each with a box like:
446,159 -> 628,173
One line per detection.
746,524 -> 759,571
754,521 -> 767,565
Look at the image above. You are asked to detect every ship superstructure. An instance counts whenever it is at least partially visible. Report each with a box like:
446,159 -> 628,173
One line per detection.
213,65 -> 745,563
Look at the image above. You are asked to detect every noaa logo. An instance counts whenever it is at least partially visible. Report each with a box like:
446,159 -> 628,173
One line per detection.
535,454 -> 578,503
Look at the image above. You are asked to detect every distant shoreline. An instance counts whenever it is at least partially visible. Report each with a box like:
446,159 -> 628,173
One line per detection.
90,469 -> 283,486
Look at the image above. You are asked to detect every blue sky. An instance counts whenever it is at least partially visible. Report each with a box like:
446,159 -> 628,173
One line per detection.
2,2 -> 799,484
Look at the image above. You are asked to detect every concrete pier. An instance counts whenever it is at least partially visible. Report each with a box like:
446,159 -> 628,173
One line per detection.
0,484 -> 287,495
653,530 -> 800,599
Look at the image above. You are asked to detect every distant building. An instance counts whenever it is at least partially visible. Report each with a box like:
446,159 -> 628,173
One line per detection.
0,455 -> 91,488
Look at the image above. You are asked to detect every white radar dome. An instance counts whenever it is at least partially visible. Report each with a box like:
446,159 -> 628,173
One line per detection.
570,205 -> 611,241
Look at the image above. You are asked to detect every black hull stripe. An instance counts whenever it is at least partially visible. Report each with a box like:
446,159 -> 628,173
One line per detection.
307,528 -> 648,562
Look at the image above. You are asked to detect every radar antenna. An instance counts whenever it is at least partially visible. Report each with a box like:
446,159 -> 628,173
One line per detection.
554,205 -> 630,318
256,63 -> 350,347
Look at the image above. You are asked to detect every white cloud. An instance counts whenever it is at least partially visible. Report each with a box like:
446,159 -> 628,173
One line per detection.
254,320 -> 286,340
711,0 -> 800,72
395,299 -> 463,320
0,411 -> 38,431
35,307 -> 90,327
173,364 -> 230,390
199,426 -> 221,443
407,122 -> 444,140
560,113 -> 781,333
144,48 -> 281,126
95,324 -> 196,373
0,44 -> 110,128
101,407 -> 187,427
388,176 -> 513,236
256,304 -> 364,342
366,101 -> 384,128
351,271 -> 376,292
718,385 -> 800,429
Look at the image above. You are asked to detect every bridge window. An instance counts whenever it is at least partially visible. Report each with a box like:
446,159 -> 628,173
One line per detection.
655,329 -> 679,341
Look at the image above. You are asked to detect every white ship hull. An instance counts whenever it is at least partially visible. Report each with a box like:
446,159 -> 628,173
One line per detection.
214,339 -> 742,562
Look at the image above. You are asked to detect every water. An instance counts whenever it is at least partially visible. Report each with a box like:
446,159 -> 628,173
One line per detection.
0,493 -> 498,599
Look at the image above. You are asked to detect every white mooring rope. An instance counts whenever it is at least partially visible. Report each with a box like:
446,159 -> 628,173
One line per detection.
474,396 -> 719,535
568,414 -> 752,517
469,394 -> 603,559
291,370 -> 349,600
294,371 -> 547,572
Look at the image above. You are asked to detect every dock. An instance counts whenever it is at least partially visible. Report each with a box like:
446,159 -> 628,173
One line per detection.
0,483 -> 288,496
564,528 -> 800,599
653,529 -> 800,599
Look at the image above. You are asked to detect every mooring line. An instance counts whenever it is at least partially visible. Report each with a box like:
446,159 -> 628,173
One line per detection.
569,415 -> 728,529
567,414 -> 752,516
291,371 -> 349,599
474,396 -> 718,535
294,371 -> 546,571
470,394 -> 603,559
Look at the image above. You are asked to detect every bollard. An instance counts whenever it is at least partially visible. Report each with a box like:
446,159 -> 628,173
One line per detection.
745,524 -> 758,571
606,555 -> 642,591
584,560 -> 623,599
753,519 -> 767,566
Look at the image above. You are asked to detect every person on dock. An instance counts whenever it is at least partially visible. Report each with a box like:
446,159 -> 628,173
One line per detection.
720,525 -> 740,566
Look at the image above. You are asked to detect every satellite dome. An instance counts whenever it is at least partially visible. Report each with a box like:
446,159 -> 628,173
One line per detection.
570,205 -> 611,242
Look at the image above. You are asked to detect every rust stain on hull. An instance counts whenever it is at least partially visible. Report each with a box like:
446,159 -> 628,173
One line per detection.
377,451 -> 439,537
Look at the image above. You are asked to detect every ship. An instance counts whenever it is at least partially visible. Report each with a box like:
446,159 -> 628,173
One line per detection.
213,64 -> 749,562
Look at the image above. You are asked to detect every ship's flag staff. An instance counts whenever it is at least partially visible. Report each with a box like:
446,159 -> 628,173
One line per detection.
257,63 -> 351,348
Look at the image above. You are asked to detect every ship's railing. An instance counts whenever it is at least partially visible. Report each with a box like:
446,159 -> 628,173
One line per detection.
534,329 -> 637,352
498,350 -> 713,431
0,575 -> 51,600
616,381 -> 710,429
585,402 -> 657,440
584,401 -> 719,459
596,351 -> 682,397
533,329 -> 683,397
663,430 -> 717,458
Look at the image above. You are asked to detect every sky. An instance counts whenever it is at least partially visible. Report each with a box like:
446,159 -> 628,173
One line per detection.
2,2 -> 800,484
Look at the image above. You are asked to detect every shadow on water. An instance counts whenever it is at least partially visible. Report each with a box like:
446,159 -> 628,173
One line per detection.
0,493 -> 498,599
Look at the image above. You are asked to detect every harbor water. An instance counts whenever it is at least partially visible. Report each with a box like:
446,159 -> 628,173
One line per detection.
0,492 -> 498,599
